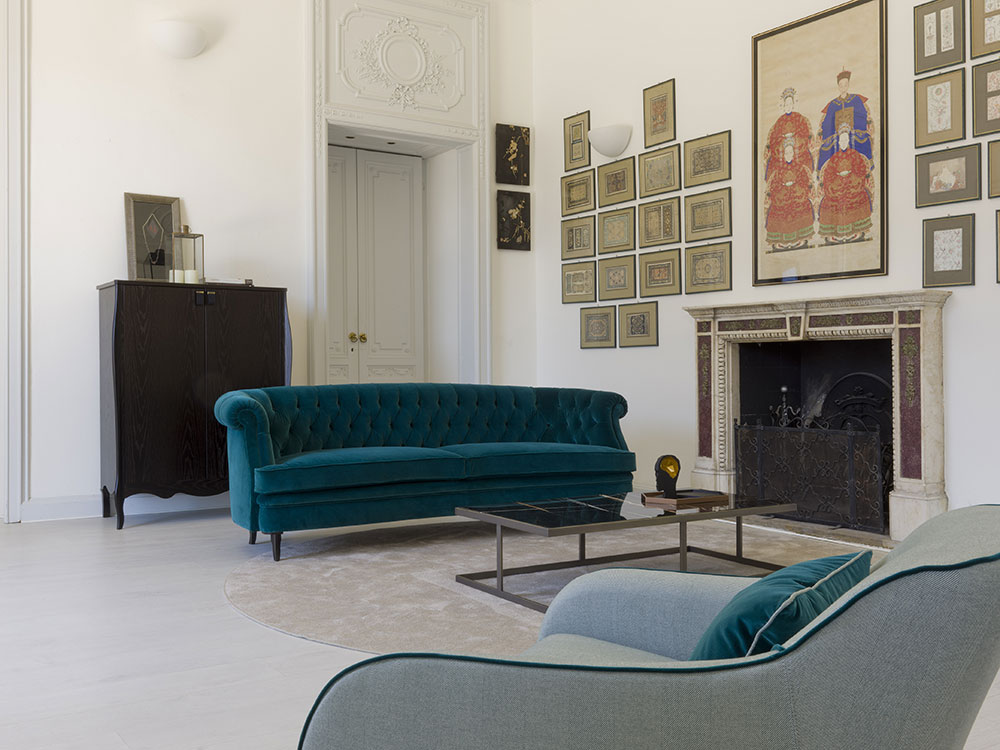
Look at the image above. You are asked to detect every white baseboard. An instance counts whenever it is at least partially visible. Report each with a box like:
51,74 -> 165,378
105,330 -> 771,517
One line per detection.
19,492 -> 230,522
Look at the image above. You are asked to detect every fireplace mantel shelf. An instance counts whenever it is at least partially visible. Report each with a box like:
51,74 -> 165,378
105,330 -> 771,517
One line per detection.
684,290 -> 951,319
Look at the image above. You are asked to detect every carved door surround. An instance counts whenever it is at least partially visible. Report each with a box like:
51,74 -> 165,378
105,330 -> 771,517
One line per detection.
685,291 -> 951,541
309,0 -> 490,384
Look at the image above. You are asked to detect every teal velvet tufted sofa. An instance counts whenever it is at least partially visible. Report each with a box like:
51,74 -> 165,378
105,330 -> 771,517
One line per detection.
214,383 -> 635,560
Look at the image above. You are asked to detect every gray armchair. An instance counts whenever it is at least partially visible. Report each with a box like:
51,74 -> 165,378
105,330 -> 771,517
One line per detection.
298,505 -> 1000,750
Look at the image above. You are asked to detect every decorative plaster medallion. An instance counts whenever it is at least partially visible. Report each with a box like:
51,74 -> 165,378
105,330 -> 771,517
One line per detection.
353,16 -> 450,110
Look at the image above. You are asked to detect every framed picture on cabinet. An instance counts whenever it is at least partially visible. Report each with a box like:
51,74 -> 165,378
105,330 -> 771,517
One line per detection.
561,261 -> 596,304
638,144 -> 681,198
597,255 -> 636,301
685,242 -> 732,294
971,0 -> 1000,58
683,130 -> 731,188
495,124 -> 530,185
597,207 -> 635,254
619,301 -> 659,347
638,197 -> 681,248
914,143 -> 981,207
914,0 -> 965,74
561,215 -> 596,260
561,169 -> 595,216
914,68 -> 965,148
597,156 -> 636,207
684,187 -> 731,244
124,192 -> 181,282
922,214 -> 974,287
638,248 -> 682,297
752,0 -> 887,286
580,306 -> 616,349
563,111 -> 591,172
643,79 -> 676,148
972,58 -> 1000,137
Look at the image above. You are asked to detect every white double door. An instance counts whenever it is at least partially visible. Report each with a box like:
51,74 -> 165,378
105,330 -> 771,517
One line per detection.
326,147 -> 425,384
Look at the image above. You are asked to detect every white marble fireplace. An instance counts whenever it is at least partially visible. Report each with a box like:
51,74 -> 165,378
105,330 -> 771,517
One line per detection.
684,291 -> 951,541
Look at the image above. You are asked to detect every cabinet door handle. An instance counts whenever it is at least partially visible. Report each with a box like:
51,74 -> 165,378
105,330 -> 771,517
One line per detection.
195,290 -> 205,306
206,291 -> 216,306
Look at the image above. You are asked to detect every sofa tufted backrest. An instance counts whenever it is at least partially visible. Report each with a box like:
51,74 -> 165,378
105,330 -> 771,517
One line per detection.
235,383 -> 629,459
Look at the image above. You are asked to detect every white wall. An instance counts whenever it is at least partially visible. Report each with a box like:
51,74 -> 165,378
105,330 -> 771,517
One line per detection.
530,0 -> 1000,504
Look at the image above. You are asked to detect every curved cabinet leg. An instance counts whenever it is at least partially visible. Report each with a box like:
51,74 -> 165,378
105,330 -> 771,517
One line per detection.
249,530 -> 257,545
115,494 -> 125,530
271,533 -> 282,562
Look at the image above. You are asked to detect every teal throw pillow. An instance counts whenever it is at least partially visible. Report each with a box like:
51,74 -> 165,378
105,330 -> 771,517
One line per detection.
689,551 -> 872,661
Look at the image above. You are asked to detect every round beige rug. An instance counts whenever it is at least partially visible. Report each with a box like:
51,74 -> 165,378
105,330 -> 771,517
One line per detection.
224,517 -> 876,658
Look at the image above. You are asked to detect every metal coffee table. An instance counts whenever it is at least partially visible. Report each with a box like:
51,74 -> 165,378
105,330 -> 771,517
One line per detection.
455,493 -> 797,612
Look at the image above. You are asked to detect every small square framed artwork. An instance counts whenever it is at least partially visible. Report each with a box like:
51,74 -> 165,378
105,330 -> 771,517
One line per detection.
598,255 -> 636,301
685,242 -> 732,294
923,214 -> 974,287
638,197 -> 681,248
561,169 -> 595,216
563,111 -> 591,172
914,68 -> 965,148
972,58 -> 1000,137
915,143 -> 981,207
971,0 -> 1000,58
684,187 -> 731,243
580,306 -> 616,349
643,79 -> 676,148
683,130 -> 731,188
990,140 -> 1000,198
638,248 -> 681,297
562,261 -> 596,304
496,190 -> 530,250
638,144 -> 681,198
495,124 -> 529,185
914,0 -> 965,74
619,301 -> 658,347
597,156 -> 636,207
561,215 -> 596,260
597,207 -> 635,254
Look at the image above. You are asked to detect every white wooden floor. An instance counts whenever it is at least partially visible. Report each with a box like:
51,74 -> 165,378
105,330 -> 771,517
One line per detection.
1,508 -> 997,750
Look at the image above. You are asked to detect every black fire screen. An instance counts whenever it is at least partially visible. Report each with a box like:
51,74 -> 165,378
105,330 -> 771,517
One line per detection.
735,423 -> 887,534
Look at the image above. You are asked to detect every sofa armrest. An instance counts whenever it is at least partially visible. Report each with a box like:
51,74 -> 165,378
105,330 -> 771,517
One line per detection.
214,390 -> 278,531
539,568 -> 755,659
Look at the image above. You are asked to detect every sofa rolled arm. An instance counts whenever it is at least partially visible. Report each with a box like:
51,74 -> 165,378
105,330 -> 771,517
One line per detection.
214,390 -> 278,531
543,388 -> 631,449
539,568 -> 755,660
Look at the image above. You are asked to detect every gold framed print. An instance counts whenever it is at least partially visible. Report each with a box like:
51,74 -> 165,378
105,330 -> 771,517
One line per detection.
971,0 -> 1000,58
915,68 -> 965,148
580,306 -> 616,349
619,301 -> 658,347
753,0 -> 887,286
561,215 -> 595,260
643,79 -> 676,148
563,111 -> 591,172
915,143 -> 981,207
989,140 -> 1000,198
638,197 -> 681,248
972,58 -> 1000,137
922,214 -> 974,287
597,255 -> 636,301
684,187 -> 731,244
914,0 -> 965,74
597,156 -> 636,207
638,144 -> 681,198
683,130 -> 732,188
561,169 -> 595,216
561,261 -> 595,304
638,248 -> 681,297
597,207 -> 635,254
685,242 -> 732,294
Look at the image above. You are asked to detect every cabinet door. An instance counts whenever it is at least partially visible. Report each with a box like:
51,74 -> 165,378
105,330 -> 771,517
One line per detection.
204,288 -> 286,481
116,284 -> 207,494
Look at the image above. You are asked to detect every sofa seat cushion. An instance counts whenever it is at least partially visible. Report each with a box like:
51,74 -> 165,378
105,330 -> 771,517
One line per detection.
440,442 -> 636,479
254,446 -> 467,495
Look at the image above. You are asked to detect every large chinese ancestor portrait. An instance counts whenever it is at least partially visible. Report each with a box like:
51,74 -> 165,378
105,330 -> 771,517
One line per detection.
753,0 -> 887,285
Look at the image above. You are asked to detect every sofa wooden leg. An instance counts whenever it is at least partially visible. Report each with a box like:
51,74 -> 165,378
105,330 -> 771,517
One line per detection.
249,530 -> 257,545
271,533 -> 282,561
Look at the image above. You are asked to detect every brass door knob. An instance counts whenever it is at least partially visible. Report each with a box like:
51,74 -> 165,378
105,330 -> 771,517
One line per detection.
359,333 -> 368,343
348,332 -> 358,343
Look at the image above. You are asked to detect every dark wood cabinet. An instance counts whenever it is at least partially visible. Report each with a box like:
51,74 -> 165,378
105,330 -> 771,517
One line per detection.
99,280 -> 288,528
